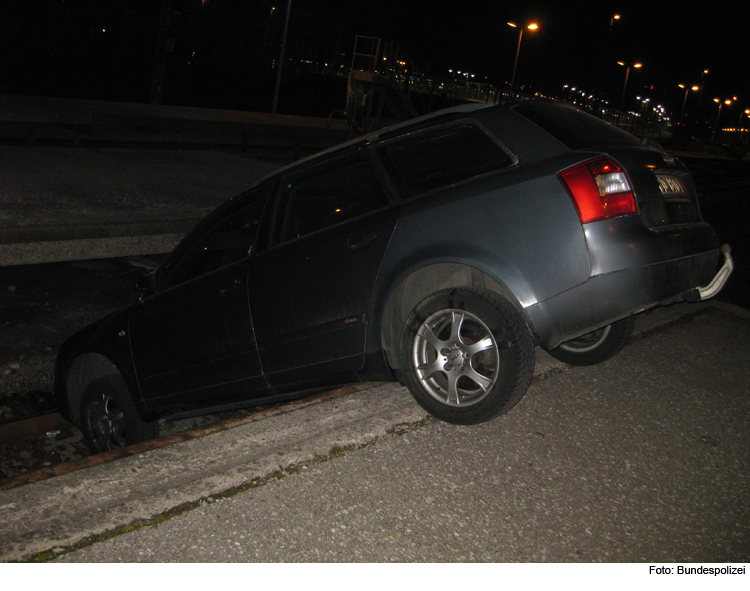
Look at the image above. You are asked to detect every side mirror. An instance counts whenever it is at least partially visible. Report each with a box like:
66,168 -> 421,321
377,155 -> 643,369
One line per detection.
135,269 -> 157,293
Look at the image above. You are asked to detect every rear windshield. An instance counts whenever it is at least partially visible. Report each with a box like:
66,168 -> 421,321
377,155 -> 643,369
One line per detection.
511,102 -> 641,150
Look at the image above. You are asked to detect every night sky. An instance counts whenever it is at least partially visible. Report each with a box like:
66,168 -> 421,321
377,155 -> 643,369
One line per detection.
2,1 -> 747,119
357,1 -> 748,105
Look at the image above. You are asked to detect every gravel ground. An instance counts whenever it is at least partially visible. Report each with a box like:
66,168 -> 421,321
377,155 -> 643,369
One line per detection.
0,259 -> 142,478
0,258 -> 141,421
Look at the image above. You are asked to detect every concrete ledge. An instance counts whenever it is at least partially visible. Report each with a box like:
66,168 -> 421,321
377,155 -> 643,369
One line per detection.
0,234 -> 186,266
0,93 -> 353,148
0,145 -> 280,266
0,94 -> 358,266
0,219 -> 199,245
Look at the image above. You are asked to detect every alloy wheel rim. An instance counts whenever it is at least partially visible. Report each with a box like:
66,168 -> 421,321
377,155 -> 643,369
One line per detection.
86,392 -> 127,451
412,309 -> 500,407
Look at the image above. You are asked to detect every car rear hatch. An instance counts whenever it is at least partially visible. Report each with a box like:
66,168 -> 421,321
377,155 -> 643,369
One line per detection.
510,101 -> 705,229
606,146 -> 703,228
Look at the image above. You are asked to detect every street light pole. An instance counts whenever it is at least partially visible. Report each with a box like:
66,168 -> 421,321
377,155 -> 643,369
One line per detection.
609,13 -> 621,32
509,24 -> 523,100
696,69 -> 709,111
678,84 -> 699,126
271,0 -> 292,118
618,61 -> 642,113
507,22 -> 538,101
713,97 -> 734,139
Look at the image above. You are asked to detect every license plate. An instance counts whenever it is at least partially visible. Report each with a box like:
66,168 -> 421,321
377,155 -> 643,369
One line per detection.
656,175 -> 687,195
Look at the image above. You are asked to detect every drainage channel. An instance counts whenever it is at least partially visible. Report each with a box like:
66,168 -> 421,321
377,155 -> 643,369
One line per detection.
0,382 -> 379,492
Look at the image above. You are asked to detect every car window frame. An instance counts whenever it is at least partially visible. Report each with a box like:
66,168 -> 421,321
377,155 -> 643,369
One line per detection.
155,180 -> 277,292
374,119 -> 518,202
269,147 -> 396,248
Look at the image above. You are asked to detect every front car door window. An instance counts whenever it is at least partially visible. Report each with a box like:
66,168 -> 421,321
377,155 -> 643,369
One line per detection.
161,186 -> 272,289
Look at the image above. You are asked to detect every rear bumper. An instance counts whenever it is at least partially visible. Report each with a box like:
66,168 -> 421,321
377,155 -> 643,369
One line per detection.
526,246 -> 727,349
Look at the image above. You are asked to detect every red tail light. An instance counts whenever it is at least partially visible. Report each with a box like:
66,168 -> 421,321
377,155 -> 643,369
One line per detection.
558,157 -> 637,223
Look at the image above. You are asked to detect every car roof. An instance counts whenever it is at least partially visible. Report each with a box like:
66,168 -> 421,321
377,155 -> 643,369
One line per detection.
257,102 -> 497,183
366,102 -> 494,140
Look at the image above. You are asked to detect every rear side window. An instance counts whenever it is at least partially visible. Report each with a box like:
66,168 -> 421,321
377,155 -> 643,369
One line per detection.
379,124 -> 514,196
511,102 -> 641,150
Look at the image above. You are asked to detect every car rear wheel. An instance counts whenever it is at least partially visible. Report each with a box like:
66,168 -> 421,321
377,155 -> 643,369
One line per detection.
398,287 -> 534,425
80,375 -> 159,453
547,315 -> 636,366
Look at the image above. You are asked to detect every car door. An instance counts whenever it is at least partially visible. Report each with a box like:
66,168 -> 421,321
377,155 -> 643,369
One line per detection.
249,149 -> 398,383
128,184 -> 273,410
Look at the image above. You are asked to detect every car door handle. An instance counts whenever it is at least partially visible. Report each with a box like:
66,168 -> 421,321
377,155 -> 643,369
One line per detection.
219,279 -> 242,295
347,232 -> 378,251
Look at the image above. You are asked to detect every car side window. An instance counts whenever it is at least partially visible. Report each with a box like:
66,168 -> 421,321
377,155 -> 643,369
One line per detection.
161,185 -> 271,288
379,123 -> 514,197
279,153 -> 388,242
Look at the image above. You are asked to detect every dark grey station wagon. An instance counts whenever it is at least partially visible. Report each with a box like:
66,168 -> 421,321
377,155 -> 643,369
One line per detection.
55,100 -> 733,452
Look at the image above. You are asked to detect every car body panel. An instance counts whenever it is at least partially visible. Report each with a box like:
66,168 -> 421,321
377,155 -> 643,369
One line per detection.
373,170 -> 591,305
583,217 -> 720,277
525,247 -> 719,347
249,205 -> 399,381
128,258 -> 265,410
55,308 -> 142,423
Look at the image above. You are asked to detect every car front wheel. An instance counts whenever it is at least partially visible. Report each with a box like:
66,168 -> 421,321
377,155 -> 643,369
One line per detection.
547,315 -> 636,366
80,375 -> 159,453
398,287 -> 534,425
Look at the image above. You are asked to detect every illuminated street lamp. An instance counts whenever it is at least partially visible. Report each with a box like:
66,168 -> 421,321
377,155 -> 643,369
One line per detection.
713,97 -> 734,138
739,108 -> 750,145
507,22 -> 539,100
678,84 -> 700,125
609,14 -> 621,32
617,61 -> 642,113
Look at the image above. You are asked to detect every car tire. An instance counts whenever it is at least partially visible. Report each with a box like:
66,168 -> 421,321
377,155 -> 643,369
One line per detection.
547,316 -> 636,366
398,287 -> 534,425
80,375 -> 159,453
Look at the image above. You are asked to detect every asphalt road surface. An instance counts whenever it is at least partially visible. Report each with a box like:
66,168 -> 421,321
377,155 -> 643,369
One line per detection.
1,301 -> 746,563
